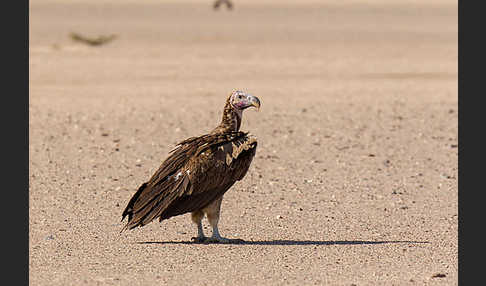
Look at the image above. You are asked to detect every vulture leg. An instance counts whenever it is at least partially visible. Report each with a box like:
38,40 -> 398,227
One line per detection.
190,210 -> 207,242
204,196 -> 229,243
204,196 -> 244,243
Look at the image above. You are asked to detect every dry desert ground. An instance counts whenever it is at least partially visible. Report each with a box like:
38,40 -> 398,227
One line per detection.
29,0 -> 458,285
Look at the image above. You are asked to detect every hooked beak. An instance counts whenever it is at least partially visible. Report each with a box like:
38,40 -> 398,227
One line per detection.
249,95 -> 261,111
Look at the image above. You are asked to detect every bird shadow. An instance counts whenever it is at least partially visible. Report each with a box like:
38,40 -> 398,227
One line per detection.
136,239 -> 429,246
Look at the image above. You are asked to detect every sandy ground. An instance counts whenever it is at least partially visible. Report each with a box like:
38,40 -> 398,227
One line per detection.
29,0 -> 457,285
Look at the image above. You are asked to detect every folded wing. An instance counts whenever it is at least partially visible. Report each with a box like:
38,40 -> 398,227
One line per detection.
121,131 -> 257,231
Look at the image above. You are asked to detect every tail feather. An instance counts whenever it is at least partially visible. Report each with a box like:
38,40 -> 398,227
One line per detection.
121,183 -> 147,223
120,175 -> 189,232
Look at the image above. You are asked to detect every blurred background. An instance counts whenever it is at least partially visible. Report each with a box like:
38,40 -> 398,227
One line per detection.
29,0 -> 457,104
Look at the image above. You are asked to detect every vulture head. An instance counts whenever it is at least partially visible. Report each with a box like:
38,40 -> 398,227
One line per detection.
229,90 -> 261,111
216,90 -> 261,133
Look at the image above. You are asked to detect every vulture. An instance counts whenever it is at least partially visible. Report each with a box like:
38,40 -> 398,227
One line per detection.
121,90 -> 260,243
213,0 -> 233,10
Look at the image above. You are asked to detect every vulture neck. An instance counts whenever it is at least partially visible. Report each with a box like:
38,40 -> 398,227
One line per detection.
212,100 -> 242,134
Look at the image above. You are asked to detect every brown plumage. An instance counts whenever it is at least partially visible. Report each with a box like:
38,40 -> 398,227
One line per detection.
121,90 -> 260,243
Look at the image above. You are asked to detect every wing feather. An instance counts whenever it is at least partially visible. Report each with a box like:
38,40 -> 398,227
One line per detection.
121,131 -> 257,231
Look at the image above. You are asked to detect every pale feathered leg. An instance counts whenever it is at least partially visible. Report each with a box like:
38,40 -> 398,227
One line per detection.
204,196 -> 244,243
204,196 -> 229,243
191,210 -> 207,243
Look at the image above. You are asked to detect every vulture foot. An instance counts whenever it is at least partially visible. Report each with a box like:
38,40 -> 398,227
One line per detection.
191,236 -> 208,243
205,236 -> 245,244
205,236 -> 230,243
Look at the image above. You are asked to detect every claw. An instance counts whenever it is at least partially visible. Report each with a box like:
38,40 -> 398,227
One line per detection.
205,236 -> 230,244
205,237 -> 245,244
191,236 -> 208,243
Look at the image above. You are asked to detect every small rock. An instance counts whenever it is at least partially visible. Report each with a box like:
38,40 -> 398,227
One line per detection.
276,215 -> 283,219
